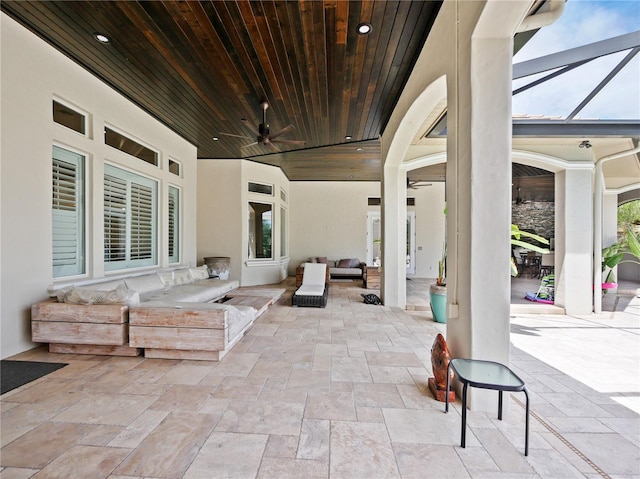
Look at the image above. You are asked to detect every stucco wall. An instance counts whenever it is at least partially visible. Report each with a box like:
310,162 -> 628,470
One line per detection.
287,181 -> 446,279
1,14 -> 198,358
288,182 -> 379,275
196,159 -> 290,286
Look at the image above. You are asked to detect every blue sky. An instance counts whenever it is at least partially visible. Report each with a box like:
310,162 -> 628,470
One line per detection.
512,0 -> 640,119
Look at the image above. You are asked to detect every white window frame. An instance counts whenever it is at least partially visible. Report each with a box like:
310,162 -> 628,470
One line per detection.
280,205 -> 288,258
52,97 -> 89,137
52,145 -> 86,278
104,164 -> 158,271
248,181 -> 274,196
248,200 -> 274,260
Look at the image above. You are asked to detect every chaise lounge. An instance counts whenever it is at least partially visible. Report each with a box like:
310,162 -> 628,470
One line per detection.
292,262 -> 329,308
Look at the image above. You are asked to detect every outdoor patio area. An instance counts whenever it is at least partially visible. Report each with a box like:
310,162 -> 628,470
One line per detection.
1,278 -> 638,478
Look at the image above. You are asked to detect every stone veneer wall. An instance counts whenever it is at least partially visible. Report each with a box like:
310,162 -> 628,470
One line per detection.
511,201 -> 555,240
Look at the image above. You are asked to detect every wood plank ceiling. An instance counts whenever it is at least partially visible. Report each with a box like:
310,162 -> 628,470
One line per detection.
1,0 -> 442,181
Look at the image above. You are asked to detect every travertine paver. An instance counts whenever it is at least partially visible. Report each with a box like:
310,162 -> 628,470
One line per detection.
1,278 -> 638,478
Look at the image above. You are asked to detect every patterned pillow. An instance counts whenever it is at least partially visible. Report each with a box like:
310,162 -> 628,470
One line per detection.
157,271 -> 175,287
189,265 -> 210,281
61,284 -> 140,306
172,269 -> 192,285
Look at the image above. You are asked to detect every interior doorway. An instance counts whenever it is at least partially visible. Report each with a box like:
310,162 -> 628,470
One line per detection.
367,212 -> 416,274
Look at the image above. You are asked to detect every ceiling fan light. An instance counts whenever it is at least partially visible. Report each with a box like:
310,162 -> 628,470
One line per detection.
357,23 -> 372,35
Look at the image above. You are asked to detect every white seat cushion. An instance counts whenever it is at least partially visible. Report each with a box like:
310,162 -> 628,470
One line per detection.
294,284 -> 326,296
301,262 -> 326,286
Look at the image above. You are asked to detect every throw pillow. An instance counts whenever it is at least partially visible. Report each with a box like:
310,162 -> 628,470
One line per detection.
337,258 -> 351,268
173,269 -> 192,285
189,265 -> 210,281
62,284 -> 140,306
350,258 -> 361,268
309,257 -> 318,263
316,256 -> 328,264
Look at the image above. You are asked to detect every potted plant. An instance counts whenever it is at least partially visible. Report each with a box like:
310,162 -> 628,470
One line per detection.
429,242 -> 447,323
602,229 -> 640,290
429,223 -> 550,324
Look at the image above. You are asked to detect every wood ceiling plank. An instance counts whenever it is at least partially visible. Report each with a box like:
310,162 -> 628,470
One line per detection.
1,0 -> 443,177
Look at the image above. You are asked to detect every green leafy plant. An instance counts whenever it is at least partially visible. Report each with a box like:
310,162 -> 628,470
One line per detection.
437,241 -> 447,286
602,229 -> 640,284
510,225 -> 550,277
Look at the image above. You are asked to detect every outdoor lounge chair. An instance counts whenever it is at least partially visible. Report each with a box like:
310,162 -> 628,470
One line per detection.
292,262 -> 328,308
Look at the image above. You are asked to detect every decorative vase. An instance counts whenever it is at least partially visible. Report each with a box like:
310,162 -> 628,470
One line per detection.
429,284 -> 447,324
204,256 -> 231,280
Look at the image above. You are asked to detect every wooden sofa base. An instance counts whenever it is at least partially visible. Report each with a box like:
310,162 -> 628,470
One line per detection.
49,343 -> 142,356
31,300 -> 130,352
144,348 -> 226,361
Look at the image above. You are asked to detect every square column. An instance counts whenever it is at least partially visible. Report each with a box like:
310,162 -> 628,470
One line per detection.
554,169 -> 594,314
446,35 -> 514,412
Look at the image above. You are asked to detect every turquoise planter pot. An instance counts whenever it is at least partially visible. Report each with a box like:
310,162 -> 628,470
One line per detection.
429,284 -> 447,324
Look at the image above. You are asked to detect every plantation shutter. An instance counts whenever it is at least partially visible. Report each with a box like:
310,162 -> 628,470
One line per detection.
168,186 -> 179,263
104,165 -> 157,270
130,182 -> 153,260
104,173 -> 127,263
52,146 -> 84,278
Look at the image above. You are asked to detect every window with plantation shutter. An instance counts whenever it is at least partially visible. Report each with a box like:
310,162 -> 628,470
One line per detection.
168,186 -> 180,263
104,165 -> 157,270
52,146 -> 85,278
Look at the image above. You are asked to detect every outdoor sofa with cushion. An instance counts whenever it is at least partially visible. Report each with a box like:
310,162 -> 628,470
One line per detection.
31,265 -> 256,360
296,257 -> 364,286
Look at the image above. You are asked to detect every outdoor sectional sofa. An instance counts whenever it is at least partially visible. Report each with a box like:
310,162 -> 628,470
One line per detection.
295,257 -> 365,286
31,265 -> 279,360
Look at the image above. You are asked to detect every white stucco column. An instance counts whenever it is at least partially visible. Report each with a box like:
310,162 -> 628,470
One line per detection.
446,26 -> 520,412
554,168 -> 594,314
603,193 -> 619,248
381,163 -> 407,308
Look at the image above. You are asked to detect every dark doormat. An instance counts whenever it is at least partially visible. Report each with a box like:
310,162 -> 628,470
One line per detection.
1,360 -> 68,395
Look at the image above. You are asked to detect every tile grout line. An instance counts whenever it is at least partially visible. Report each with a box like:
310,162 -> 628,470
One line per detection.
511,394 -> 612,479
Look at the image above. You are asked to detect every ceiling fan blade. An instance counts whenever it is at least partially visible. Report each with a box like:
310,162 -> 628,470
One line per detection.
268,124 -> 294,140
270,139 -> 306,145
240,142 -> 259,149
219,132 -> 254,140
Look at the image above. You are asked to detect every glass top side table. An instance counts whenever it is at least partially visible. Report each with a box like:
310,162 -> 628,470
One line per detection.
445,358 -> 530,456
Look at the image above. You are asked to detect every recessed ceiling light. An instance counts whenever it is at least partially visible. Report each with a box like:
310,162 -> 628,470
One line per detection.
356,147 -> 363,151
212,137 -> 219,141
94,33 -> 110,44
357,23 -> 372,35
345,135 -> 352,140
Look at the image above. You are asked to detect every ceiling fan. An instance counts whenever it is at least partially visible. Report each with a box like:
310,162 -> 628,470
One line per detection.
219,101 -> 305,150
407,178 -> 432,189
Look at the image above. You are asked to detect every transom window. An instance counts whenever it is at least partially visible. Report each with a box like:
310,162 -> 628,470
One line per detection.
105,127 -> 158,166
168,159 -> 181,176
248,182 -> 273,196
53,100 -> 86,135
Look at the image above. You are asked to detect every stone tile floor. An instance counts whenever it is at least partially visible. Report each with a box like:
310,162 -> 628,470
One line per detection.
1,278 -> 638,478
